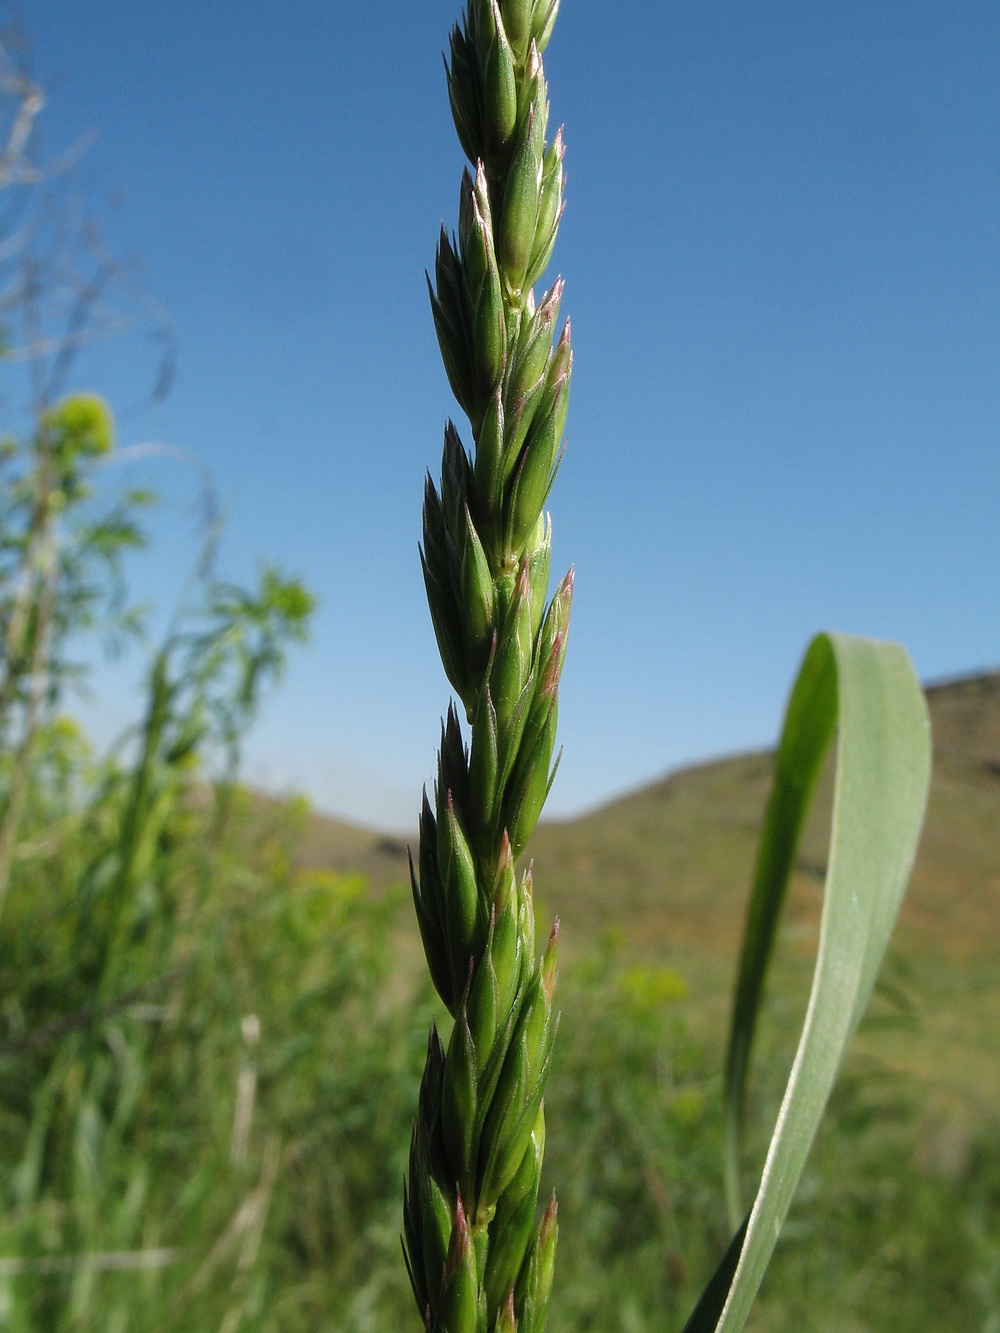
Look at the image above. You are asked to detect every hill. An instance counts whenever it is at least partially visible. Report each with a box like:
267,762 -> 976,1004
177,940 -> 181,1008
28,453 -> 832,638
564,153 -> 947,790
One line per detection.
289,669 -> 1000,1121
292,669 -> 1000,962
531,669 -> 1000,961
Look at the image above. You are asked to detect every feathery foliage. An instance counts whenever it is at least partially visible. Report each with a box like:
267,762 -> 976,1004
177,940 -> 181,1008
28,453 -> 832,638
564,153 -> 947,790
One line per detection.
404,4 -> 571,1333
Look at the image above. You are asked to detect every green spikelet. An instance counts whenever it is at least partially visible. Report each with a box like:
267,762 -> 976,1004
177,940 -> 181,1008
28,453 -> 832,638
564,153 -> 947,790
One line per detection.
405,3 -> 572,1331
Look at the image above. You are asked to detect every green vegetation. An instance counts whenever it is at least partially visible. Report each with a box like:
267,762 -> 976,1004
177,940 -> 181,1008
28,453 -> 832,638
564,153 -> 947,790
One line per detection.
405,4 -> 943,1332
0,8 -> 996,1333
2,776 -> 997,1333
406,3 -> 572,1332
703,634 -> 930,1331
0,481 -> 995,1332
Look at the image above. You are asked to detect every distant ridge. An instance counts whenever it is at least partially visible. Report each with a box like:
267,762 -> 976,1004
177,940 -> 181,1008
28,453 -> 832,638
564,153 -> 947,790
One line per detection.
291,670 -> 1000,960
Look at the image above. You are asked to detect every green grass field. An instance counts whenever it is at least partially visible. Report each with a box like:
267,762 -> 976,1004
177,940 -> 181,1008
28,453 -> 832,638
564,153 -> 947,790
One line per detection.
0,672 -> 996,1330
298,671 -> 1000,1116
281,669 -> 1000,1331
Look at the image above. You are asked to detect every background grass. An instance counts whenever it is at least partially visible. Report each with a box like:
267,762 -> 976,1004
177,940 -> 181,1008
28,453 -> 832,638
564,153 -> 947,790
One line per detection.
0,671 -> 995,1330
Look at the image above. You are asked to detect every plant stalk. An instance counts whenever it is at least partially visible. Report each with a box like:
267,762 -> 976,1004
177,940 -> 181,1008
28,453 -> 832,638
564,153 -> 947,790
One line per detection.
404,4 -> 573,1333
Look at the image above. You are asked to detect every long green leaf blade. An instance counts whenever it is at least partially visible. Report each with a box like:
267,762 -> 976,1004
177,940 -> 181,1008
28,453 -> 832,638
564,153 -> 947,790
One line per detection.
685,631 -> 931,1333
723,635 -> 837,1226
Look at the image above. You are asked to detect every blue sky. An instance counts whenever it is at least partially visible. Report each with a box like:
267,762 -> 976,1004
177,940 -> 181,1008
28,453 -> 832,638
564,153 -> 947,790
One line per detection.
13,0 -> 1000,830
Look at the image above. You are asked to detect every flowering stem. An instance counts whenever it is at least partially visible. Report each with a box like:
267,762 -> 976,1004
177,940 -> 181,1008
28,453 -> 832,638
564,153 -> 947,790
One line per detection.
404,4 -> 573,1333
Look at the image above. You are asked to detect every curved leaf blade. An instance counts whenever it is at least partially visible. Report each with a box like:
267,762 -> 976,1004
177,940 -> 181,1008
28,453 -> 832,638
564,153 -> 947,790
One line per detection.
723,634 -> 838,1226
684,631 -> 931,1333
